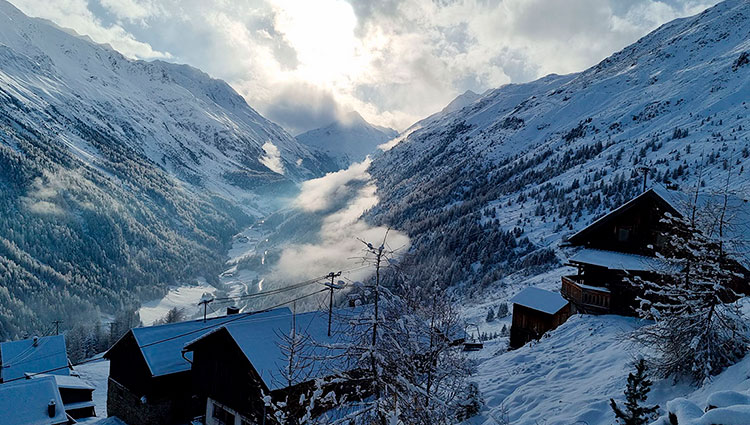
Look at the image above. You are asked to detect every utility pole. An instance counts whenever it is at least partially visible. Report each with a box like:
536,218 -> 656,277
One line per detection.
52,320 -> 62,336
323,271 -> 342,337
198,294 -> 214,323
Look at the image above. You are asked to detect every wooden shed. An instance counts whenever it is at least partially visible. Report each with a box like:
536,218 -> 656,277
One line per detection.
509,287 -> 570,349
30,374 -> 96,420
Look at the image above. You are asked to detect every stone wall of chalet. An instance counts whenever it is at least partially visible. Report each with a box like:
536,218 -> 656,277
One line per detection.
107,377 -> 178,425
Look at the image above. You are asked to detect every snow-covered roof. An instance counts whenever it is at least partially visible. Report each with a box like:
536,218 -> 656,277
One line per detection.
62,400 -> 96,410
0,375 -> 68,425
125,308 -> 291,377
568,186 -> 750,269
185,308 -> 361,391
30,373 -> 95,390
0,335 -> 69,382
568,248 -> 675,272
510,287 -> 569,315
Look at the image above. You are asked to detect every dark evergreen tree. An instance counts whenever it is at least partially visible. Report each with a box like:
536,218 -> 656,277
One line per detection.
609,359 -> 659,425
455,382 -> 483,421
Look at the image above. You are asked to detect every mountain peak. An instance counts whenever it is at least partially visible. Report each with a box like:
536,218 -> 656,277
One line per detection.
296,112 -> 398,169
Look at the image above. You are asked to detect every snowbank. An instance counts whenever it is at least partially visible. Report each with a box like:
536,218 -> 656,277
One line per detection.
469,315 -> 643,425
466,311 -> 750,425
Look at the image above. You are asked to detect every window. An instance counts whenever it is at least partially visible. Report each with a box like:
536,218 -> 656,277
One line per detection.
213,403 -> 235,425
617,227 -> 631,242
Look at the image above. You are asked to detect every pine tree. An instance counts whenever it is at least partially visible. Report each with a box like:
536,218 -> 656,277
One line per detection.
609,359 -> 659,425
632,207 -> 749,382
455,382 -> 483,421
496,302 -> 509,318
485,307 -> 495,322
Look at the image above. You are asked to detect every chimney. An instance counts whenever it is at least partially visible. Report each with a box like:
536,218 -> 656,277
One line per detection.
48,400 -> 56,418
226,306 -> 240,315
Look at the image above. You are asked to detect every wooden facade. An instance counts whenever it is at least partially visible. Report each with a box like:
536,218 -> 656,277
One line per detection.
185,326 -> 368,424
566,189 -> 676,255
186,329 -> 270,424
59,385 -> 96,419
104,330 -> 205,425
509,287 -> 570,349
509,304 -> 569,349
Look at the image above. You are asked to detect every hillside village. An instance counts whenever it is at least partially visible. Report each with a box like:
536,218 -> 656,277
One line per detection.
3,183 -> 750,424
1,0 -> 750,424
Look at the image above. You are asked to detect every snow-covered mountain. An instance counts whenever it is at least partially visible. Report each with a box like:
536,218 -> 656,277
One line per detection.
368,0 -> 750,293
296,111 -> 398,169
411,89 -> 483,130
0,0 -> 334,198
0,0 -> 336,339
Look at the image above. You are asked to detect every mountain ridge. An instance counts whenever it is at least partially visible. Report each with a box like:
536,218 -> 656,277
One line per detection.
296,111 -> 398,169
0,0 -> 336,338
368,0 -> 750,293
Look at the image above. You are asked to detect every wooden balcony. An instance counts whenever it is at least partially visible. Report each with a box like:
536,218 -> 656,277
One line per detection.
561,275 -> 611,314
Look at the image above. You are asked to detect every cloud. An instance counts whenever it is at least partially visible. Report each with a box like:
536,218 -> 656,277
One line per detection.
294,159 -> 372,212
260,82 -> 346,135
259,141 -> 285,175
9,0 -> 170,59
8,0 -> 720,132
98,0 -> 165,23
273,159 -> 410,284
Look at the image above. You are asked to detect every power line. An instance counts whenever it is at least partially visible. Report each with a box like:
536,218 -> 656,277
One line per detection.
211,265 -> 369,305
212,274 -> 330,303
138,288 -> 329,349
3,288 -> 330,384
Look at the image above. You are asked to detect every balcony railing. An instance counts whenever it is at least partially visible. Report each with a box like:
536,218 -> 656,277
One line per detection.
561,275 -> 611,313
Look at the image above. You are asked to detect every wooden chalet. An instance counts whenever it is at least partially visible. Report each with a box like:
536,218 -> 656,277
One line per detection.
562,186 -> 750,315
509,287 -> 570,349
30,374 -> 97,420
184,308 -> 367,425
0,335 -> 70,383
104,307 -> 291,425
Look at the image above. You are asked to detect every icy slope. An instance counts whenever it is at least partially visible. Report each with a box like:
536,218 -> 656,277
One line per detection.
368,0 -> 750,293
296,111 -> 398,169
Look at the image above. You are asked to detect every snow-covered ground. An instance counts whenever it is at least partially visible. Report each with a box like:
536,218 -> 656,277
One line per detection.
460,285 -> 750,425
137,223 -> 275,324
74,359 -> 110,423
138,281 -> 217,325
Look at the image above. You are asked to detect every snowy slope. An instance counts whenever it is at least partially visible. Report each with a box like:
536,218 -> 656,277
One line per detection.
296,111 -> 397,169
0,0 -> 336,339
368,0 -> 750,293
465,306 -> 750,425
409,89 -> 483,131
0,0 -> 334,198
459,266 -> 750,425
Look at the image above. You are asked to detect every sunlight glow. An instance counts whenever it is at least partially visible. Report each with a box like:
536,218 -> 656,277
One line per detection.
270,0 -> 368,88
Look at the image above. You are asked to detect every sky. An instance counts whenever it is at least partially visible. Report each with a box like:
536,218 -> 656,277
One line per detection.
8,0 -> 719,134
